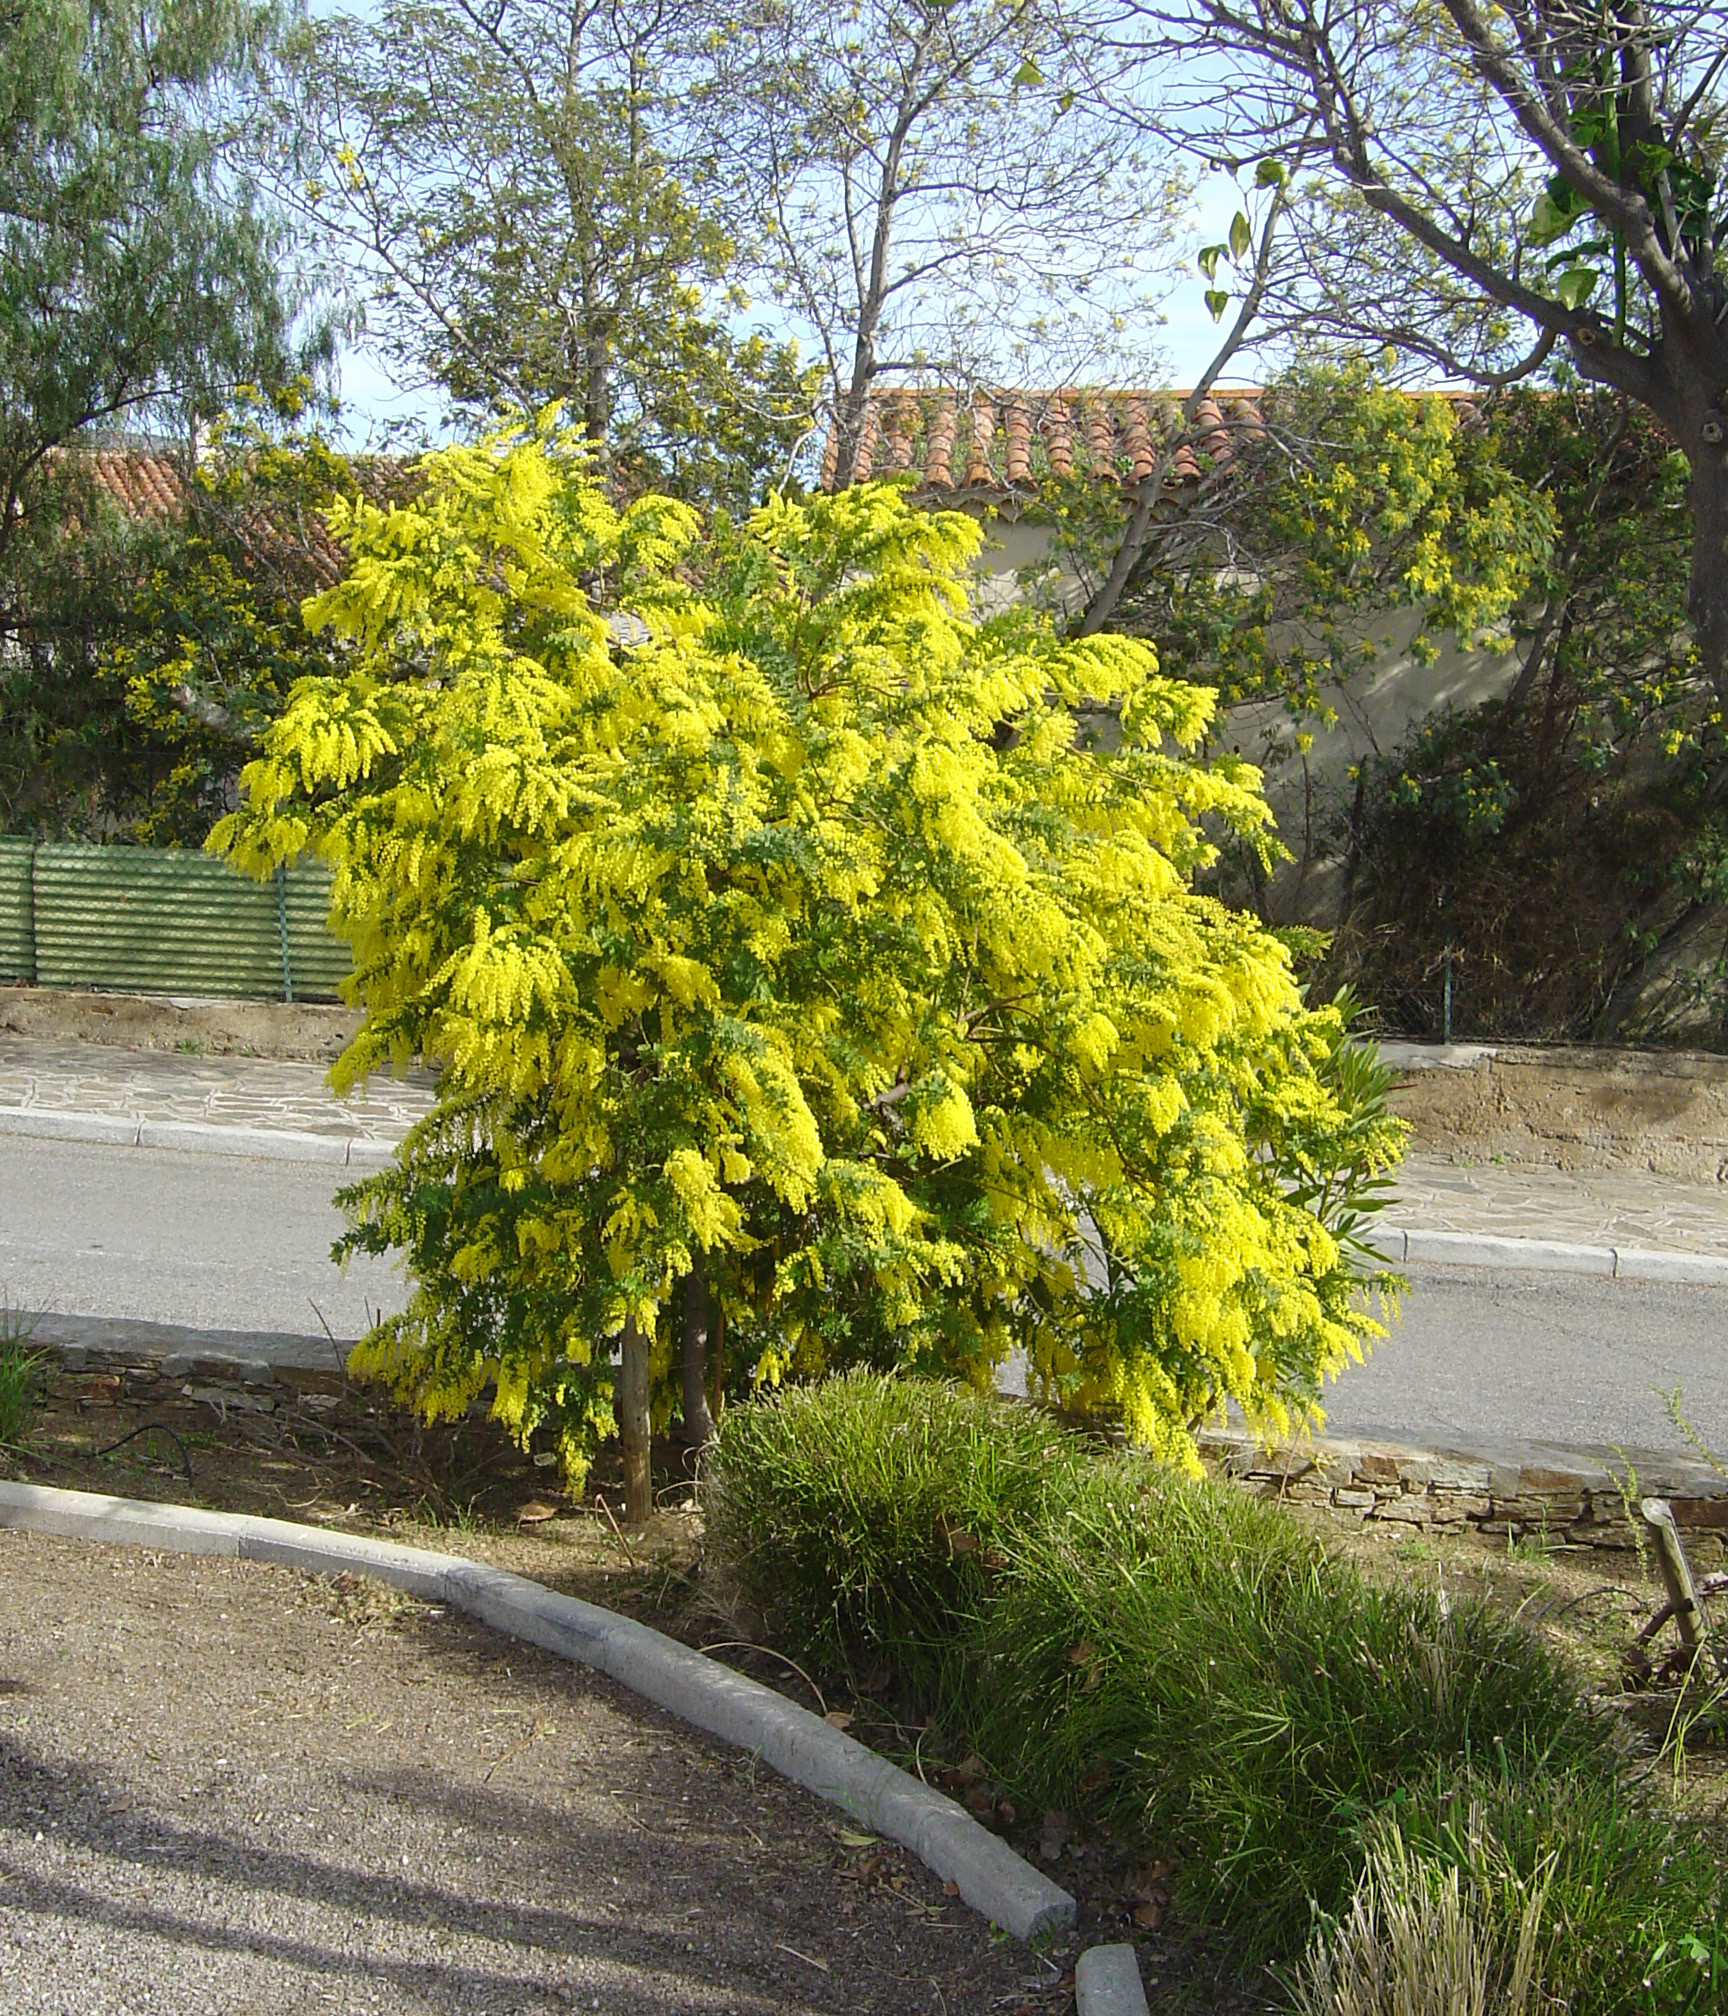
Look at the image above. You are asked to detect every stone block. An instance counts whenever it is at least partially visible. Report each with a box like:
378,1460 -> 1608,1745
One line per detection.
1357,1453 -> 1401,1486
1397,1457 -> 1493,1493
1333,1488 -> 1377,1510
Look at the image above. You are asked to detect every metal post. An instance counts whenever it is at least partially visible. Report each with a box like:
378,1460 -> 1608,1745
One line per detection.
1442,956 -> 1453,1046
275,862 -> 293,1003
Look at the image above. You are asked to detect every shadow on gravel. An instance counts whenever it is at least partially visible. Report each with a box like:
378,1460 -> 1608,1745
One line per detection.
0,1734 -> 760,2009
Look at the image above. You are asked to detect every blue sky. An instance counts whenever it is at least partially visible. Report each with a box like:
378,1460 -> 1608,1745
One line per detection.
329,169 -> 1278,447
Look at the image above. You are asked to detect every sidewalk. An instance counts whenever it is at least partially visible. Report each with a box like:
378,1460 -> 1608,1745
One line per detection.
3,1029 -> 1726,1261
0,1032 -> 433,1163
1395,1152 -> 1728,1258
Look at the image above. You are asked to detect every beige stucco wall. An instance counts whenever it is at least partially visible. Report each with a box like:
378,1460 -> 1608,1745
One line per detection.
969,511 -> 1523,926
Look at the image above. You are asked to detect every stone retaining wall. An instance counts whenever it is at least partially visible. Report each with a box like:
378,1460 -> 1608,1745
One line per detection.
1202,1426 -> 1728,1556
32,1323 -> 1728,1562
1385,1041 -> 1728,1182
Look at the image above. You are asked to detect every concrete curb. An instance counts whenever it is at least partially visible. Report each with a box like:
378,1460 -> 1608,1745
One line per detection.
1369,1224 -> 1728,1287
1075,1945 -> 1150,2015
0,1104 -> 401,1168
0,1478 -> 1075,1945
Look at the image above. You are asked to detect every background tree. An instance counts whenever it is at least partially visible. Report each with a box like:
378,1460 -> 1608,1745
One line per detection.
1140,0 -> 1728,696
0,0 -> 304,558
283,0 -> 817,511
0,408 -> 361,840
1332,385 -> 1728,1042
213,425 -> 1403,1522
707,0 -> 1179,489
1039,365 -> 1550,703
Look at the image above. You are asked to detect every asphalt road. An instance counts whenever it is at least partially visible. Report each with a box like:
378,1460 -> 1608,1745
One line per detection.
1326,1262 -> 1728,1456
4,1134 -> 1728,1457
0,1135 -> 406,1341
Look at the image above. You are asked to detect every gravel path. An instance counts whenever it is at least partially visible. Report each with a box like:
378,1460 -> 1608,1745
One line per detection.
0,1532 -> 1050,2016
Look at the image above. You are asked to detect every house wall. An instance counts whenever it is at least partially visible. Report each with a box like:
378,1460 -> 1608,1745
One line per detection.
967,511 -> 1524,927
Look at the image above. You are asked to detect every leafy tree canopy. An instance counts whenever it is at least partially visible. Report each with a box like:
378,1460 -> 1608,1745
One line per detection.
1138,0 -> 1728,695
1334,385 -> 1728,1043
1036,365 -> 1555,723
0,407 -> 358,839
214,423 -> 1403,1518
281,0 -> 818,513
0,0 -> 304,547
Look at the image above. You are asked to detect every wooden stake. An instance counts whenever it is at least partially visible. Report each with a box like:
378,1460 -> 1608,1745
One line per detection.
1641,1497 -> 1728,1677
618,1313 -> 652,1528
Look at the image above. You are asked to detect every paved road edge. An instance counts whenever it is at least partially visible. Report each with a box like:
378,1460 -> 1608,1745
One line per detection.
1365,1224 -> 1728,1287
0,1478 -> 1075,1944
0,1105 -> 399,1168
9,1103 -> 1727,1280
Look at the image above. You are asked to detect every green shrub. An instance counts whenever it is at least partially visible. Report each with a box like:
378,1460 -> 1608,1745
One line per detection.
708,1375 -> 1728,2007
1385,1775 -> 1728,2016
965,1456 -> 1614,1959
708,1371 -> 1081,1693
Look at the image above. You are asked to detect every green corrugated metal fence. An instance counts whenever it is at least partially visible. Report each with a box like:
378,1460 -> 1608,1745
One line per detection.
0,837 -> 33,982
0,841 -> 348,1000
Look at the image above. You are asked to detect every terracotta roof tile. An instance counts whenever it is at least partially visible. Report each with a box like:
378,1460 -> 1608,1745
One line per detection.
57,445 -> 412,589
821,387 -> 1269,500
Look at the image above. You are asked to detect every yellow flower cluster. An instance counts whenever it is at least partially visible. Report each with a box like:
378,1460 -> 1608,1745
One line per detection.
214,418 -> 1404,1482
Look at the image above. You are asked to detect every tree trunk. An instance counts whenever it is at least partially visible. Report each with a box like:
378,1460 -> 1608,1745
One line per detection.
1686,444 -> 1728,705
617,1313 -> 652,1526
681,1265 -> 716,1450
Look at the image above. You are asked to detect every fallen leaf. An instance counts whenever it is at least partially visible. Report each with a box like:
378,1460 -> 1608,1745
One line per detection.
953,1752 -> 987,1784
1129,1856 -> 1174,1901
943,1880 -> 960,1898
823,1709 -> 854,1730
1133,1899 -> 1166,1929
837,1829 -> 876,1848
995,1798 -> 1018,1826
1039,1807 -> 1073,1861
964,1786 -> 997,1824
515,1501 -> 558,1525
934,1512 -> 979,1557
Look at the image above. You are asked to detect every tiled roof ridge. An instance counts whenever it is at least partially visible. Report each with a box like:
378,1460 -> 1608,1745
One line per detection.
46,444 -> 414,588
820,384 -> 1488,496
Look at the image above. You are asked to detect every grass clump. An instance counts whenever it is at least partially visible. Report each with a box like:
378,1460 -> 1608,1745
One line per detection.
1291,1815 -> 1550,2016
707,1372 -> 1079,1696
0,1304 -> 45,1447
966,1455 -> 1611,1959
710,1373 -> 1728,2010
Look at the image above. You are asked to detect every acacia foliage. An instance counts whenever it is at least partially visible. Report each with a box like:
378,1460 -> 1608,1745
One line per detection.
213,422 -> 1403,1486
1036,365 -> 1554,720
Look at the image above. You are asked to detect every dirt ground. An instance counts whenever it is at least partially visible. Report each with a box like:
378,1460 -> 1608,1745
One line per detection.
0,985 -> 361,1064
1388,1042 -> 1728,1182
0,1368 -> 1272,2015
0,1530 -> 1063,2016
9,1364 -> 1719,2012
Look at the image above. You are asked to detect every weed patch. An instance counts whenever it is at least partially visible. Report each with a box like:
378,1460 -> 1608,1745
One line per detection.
0,1305 -> 45,1447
